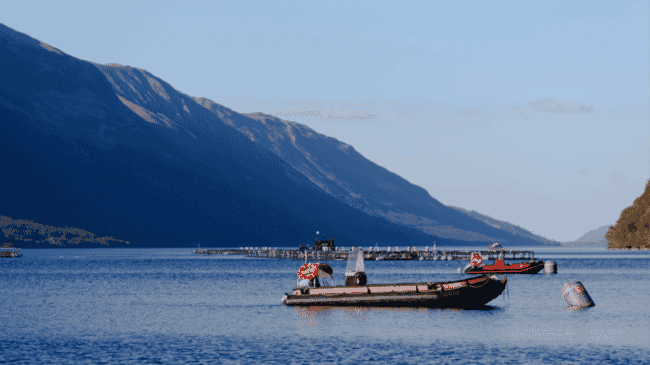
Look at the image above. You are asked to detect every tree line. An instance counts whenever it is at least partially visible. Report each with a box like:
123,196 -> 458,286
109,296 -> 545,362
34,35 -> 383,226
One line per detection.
1,215 -> 129,248
606,179 -> 650,249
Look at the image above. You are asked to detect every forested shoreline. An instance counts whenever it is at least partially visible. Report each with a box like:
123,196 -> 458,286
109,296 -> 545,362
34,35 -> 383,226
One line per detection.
606,179 -> 650,249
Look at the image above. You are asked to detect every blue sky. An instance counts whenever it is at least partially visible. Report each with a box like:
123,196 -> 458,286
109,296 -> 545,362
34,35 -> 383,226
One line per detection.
5,0 -> 649,241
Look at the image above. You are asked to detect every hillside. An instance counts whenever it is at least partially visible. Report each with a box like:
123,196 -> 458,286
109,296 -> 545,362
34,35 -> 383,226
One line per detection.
195,107 -> 557,245
1,23 -> 437,248
1,22 -> 555,247
606,179 -> 650,249
449,206 -> 559,244
1,215 -> 130,248
569,225 -> 609,245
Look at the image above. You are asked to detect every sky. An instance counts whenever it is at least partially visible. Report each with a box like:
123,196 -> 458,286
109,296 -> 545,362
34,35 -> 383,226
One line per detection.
4,0 -> 649,241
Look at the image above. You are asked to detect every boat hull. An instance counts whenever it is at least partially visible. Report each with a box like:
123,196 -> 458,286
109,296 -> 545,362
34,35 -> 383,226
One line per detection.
465,260 -> 544,274
283,275 -> 506,309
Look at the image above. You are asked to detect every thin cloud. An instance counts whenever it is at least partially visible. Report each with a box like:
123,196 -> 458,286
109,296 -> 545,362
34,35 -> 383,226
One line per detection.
272,105 -> 376,120
528,98 -> 594,114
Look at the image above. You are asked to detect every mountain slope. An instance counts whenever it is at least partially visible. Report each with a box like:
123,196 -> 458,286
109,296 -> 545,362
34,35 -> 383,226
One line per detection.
193,106 -> 557,245
0,23 -> 436,247
569,225 -> 610,244
606,179 -> 650,249
1,22 -> 555,247
449,206 -> 558,244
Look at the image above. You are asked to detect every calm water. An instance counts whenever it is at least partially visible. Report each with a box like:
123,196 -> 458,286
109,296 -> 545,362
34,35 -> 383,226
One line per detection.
1,246 -> 648,364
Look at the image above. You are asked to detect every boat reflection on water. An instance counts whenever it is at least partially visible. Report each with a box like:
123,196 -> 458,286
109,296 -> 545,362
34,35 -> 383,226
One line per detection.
292,304 -> 502,337
294,305 -> 499,316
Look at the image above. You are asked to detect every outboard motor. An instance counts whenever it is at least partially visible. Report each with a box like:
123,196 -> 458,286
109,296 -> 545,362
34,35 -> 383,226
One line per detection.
459,252 -> 481,273
317,263 -> 334,287
460,262 -> 474,274
345,247 -> 367,286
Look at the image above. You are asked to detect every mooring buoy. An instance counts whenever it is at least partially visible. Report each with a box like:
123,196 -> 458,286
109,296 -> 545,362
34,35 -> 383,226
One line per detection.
562,281 -> 595,308
544,260 -> 557,274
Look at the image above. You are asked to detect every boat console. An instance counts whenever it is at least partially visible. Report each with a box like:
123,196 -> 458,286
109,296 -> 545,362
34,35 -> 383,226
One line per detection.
344,248 -> 367,286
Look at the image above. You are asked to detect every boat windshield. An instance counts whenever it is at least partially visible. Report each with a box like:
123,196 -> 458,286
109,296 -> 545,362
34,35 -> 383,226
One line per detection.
346,248 -> 365,273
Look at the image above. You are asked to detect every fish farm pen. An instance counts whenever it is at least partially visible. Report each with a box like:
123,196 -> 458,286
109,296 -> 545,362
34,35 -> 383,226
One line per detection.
194,247 -> 536,261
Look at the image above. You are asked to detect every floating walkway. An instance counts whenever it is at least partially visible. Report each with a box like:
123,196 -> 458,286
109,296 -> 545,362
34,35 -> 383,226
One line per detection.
194,249 -> 249,255
194,247 -> 535,261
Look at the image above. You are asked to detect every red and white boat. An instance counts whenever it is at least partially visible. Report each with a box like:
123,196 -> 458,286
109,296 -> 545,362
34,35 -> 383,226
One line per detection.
461,253 -> 544,274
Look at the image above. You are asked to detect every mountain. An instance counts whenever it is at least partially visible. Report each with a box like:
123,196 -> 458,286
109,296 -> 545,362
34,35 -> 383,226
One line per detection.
565,225 -> 610,245
449,206 -> 558,244
1,23 -> 436,248
1,215 -> 130,248
192,108 -> 558,246
0,23 -> 555,248
606,179 -> 650,249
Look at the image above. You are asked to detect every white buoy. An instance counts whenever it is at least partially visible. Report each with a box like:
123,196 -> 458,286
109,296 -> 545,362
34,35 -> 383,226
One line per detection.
544,261 -> 557,274
562,281 -> 595,308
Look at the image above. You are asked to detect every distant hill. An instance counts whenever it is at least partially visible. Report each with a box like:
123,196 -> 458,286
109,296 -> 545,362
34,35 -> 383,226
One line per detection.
570,225 -> 610,245
1,22 -> 556,248
606,180 -> 650,249
556,225 -> 610,246
1,215 -> 129,248
449,206 -> 559,245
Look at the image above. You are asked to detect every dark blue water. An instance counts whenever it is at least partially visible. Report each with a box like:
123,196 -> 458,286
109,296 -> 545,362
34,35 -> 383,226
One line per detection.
1,247 -> 648,364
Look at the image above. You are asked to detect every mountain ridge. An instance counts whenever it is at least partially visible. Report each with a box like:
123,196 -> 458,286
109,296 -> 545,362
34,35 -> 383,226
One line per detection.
194,107 -> 559,245
568,225 -> 609,244
1,22 -> 556,247
0,22 -> 445,247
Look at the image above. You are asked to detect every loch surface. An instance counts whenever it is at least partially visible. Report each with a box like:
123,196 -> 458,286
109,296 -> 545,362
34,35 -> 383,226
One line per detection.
1,246 -> 648,364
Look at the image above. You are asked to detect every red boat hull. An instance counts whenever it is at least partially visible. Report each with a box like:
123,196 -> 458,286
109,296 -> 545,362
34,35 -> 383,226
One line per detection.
465,260 -> 544,274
